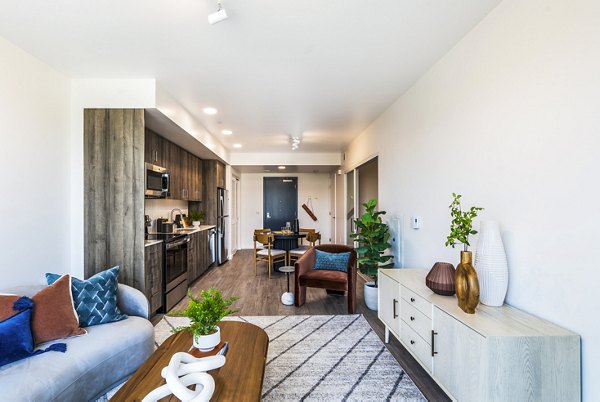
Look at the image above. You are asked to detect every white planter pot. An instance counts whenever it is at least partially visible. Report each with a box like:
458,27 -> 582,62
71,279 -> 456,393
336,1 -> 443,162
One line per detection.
364,281 -> 378,311
475,221 -> 509,306
193,326 -> 221,352
193,221 -> 201,228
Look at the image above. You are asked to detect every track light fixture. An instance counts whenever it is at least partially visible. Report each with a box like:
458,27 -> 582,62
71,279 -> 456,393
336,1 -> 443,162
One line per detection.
208,0 -> 228,25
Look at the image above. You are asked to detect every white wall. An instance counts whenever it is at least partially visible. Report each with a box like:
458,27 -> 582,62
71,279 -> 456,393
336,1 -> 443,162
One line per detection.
240,173 -> 332,249
341,0 -> 599,399
0,37 -> 71,286
70,79 -> 156,277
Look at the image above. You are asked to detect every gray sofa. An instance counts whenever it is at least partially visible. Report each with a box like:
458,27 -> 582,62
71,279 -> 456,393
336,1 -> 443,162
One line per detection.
0,283 -> 155,402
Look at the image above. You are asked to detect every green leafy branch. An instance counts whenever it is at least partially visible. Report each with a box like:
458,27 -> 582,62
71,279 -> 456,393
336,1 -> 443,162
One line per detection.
444,193 -> 483,252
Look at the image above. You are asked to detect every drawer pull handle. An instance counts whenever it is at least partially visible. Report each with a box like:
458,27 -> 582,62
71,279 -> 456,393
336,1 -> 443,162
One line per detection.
393,299 -> 398,318
431,330 -> 438,356
410,297 -> 415,302
410,316 -> 415,321
410,340 -> 415,345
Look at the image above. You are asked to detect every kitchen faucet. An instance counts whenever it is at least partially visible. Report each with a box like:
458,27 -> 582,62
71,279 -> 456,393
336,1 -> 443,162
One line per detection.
171,208 -> 183,228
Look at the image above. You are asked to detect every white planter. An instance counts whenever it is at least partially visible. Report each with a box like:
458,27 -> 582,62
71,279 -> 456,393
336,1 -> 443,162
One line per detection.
475,221 -> 509,306
193,221 -> 201,228
364,281 -> 378,311
193,326 -> 221,352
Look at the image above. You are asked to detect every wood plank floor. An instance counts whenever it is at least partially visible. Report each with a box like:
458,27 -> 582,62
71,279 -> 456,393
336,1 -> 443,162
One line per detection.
173,249 -> 450,401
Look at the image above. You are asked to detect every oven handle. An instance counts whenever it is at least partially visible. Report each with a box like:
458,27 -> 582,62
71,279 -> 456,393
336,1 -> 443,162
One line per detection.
166,237 -> 190,250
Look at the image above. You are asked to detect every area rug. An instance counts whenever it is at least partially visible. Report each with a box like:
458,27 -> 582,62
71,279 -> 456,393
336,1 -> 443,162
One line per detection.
154,315 -> 426,401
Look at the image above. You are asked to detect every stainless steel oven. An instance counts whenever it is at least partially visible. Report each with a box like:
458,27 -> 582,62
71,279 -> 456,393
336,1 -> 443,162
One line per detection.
164,235 -> 189,312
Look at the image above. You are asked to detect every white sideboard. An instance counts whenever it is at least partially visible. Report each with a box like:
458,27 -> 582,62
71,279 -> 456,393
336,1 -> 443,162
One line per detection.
378,268 -> 580,402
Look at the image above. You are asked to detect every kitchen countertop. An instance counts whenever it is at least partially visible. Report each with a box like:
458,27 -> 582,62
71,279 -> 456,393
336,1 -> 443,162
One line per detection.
144,239 -> 163,247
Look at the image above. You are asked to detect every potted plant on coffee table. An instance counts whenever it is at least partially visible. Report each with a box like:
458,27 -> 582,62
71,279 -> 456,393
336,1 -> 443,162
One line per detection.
350,199 -> 394,311
169,288 -> 238,351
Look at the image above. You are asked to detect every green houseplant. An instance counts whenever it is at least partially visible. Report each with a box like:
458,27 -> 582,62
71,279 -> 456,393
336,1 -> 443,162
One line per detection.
169,288 -> 238,351
188,210 -> 204,227
350,199 -> 394,310
444,193 -> 483,314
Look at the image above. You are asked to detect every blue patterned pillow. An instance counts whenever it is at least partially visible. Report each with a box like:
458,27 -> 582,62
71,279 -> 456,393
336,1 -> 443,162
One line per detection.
314,250 -> 351,273
46,267 -> 127,327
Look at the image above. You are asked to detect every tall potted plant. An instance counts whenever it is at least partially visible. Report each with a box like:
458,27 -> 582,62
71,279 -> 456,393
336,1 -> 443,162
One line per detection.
350,199 -> 394,310
445,193 -> 483,314
169,288 -> 238,351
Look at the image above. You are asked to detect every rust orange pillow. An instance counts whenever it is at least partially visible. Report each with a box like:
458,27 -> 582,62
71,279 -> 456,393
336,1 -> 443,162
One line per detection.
0,275 -> 86,344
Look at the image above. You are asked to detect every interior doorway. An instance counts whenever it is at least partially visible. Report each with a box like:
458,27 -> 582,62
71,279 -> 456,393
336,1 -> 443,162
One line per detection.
345,156 -> 379,246
263,177 -> 298,230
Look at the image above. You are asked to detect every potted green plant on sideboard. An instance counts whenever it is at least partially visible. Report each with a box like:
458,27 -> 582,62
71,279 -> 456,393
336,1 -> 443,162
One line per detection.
169,288 -> 238,351
445,193 -> 483,314
350,199 -> 394,310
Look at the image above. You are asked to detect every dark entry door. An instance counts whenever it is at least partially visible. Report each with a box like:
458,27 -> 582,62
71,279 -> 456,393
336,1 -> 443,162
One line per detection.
263,177 -> 298,231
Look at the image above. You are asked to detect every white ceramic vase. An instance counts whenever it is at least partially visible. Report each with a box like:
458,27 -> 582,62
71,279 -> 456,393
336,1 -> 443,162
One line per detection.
364,281 -> 378,311
193,326 -> 221,352
193,221 -> 201,228
474,221 -> 508,306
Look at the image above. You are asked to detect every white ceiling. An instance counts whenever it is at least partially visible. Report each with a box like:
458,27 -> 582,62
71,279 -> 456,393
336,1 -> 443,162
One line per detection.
0,0 -> 500,154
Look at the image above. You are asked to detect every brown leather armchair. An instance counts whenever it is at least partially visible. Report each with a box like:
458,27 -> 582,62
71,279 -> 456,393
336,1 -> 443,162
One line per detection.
294,244 -> 357,313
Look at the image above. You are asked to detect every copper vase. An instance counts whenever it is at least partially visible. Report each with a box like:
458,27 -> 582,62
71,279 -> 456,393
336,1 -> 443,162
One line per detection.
455,251 -> 479,314
426,262 -> 456,296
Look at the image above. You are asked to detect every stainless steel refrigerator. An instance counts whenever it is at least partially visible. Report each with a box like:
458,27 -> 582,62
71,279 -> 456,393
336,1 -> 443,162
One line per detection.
217,188 -> 229,265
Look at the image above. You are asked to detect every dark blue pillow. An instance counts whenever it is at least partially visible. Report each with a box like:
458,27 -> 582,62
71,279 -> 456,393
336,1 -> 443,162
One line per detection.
314,250 -> 351,273
0,297 -> 66,368
46,267 -> 127,327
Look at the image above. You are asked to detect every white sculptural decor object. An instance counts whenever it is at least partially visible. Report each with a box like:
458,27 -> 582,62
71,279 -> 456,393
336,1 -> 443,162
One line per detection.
142,352 -> 226,402
474,220 -> 509,306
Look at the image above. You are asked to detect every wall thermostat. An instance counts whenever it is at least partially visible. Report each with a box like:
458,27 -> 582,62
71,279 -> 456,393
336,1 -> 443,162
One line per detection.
411,216 -> 422,229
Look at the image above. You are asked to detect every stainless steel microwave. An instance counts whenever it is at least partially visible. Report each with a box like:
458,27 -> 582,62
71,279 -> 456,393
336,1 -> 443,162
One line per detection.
145,162 -> 170,198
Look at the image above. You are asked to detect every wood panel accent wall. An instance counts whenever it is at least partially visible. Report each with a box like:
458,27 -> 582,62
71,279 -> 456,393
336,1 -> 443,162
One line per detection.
84,109 -> 145,287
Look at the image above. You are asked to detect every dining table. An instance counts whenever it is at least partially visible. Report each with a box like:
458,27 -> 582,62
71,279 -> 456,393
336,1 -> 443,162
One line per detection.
271,231 -> 307,270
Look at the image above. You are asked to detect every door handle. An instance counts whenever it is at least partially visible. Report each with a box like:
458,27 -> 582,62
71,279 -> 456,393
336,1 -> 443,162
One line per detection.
393,298 -> 398,318
431,330 -> 438,356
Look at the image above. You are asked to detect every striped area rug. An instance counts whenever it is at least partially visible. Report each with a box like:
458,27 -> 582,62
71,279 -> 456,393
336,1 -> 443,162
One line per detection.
155,315 -> 426,401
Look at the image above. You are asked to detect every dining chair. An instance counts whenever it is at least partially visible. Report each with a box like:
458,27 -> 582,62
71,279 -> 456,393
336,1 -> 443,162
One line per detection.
254,232 -> 286,278
288,232 -> 321,264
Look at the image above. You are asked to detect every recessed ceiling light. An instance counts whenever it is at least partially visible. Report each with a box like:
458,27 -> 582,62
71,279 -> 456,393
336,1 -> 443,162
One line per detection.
221,129 -> 233,135
233,143 -> 242,148
278,166 -> 286,170
203,107 -> 218,115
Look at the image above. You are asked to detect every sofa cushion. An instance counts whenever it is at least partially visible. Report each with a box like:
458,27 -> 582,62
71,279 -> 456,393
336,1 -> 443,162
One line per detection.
299,269 -> 348,291
46,267 -> 127,327
314,250 -> 351,273
0,275 -> 86,344
0,315 -> 155,402
0,297 -> 67,368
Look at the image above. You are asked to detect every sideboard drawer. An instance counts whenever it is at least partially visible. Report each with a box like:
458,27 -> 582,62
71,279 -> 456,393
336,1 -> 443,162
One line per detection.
401,322 -> 433,373
401,285 -> 432,318
401,299 -> 432,343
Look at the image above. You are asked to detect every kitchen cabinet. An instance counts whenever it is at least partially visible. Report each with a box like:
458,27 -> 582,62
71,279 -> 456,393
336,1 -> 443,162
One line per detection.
187,229 -> 211,284
145,129 -> 167,167
144,242 -> 163,314
378,268 -> 581,402
202,160 -> 226,225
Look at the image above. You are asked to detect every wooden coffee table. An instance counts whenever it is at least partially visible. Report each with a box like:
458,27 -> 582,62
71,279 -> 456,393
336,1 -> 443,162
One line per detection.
112,321 -> 269,402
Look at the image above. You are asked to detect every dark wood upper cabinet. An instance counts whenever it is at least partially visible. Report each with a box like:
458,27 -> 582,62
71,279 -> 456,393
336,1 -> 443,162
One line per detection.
144,129 -> 167,167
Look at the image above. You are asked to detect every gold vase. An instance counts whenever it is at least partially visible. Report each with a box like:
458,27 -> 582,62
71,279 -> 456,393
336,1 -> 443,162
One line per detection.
455,251 -> 479,314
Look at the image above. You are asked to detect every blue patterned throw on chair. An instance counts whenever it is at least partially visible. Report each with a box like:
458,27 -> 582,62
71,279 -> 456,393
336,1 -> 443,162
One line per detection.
314,250 -> 351,273
46,267 -> 127,327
